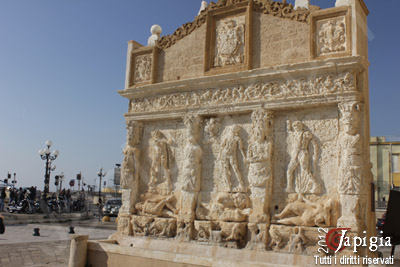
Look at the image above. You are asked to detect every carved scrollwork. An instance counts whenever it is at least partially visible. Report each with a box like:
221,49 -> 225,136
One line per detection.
130,72 -> 356,113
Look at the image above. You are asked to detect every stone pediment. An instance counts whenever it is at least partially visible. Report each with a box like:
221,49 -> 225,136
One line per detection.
157,0 -> 315,50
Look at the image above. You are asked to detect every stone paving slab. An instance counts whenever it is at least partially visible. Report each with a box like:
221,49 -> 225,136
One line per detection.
0,212 -> 93,226
0,223 -> 114,267
0,224 -> 114,244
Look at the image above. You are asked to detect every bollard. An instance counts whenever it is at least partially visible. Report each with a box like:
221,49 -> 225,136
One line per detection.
68,235 -> 88,267
69,226 -> 75,234
33,228 -> 40,236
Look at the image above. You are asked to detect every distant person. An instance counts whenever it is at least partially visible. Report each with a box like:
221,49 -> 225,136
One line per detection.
0,188 -> 6,212
17,187 -> 24,202
0,214 -> 5,234
9,188 -> 16,203
33,186 -> 37,201
66,189 -> 71,212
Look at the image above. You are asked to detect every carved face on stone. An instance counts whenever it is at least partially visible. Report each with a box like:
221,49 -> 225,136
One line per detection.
340,102 -> 361,136
152,130 -> 163,140
292,121 -> 304,132
233,125 -> 241,136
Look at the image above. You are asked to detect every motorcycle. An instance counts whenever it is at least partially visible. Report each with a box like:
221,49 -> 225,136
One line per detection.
7,198 -> 35,214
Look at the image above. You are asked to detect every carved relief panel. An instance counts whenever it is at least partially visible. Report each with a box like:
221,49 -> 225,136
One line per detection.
133,54 -> 152,83
311,7 -> 351,59
128,47 -> 158,87
204,1 -> 252,74
214,15 -> 245,68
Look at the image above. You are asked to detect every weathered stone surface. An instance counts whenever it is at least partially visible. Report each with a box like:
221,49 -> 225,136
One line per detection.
84,1 -> 373,266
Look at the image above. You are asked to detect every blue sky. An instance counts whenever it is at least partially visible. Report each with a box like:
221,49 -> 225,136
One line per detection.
0,0 -> 397,189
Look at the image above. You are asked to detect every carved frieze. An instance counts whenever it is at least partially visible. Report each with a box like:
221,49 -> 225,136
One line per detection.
130,72 -> 356,113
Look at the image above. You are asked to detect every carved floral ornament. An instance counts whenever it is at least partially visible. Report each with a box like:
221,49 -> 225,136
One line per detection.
130,72 -> 356,113
311,6 -> 351,59
156,0 -> 311,50
317,16 -> 347,56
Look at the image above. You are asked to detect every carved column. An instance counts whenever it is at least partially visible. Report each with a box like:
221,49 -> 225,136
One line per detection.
337,101 -> 365,232
247,109 -> 274,249
119,121 -> 143,234
178,115 -> 202,241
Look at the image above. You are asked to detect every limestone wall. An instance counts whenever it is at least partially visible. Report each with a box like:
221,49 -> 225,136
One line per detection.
115,0 -> 373,258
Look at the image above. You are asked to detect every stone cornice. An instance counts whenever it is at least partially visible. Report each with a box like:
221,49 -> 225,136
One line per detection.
156,0 -> 313,50
119,56 -> 368,99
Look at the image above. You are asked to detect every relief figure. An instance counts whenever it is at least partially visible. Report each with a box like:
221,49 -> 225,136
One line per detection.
286,121 -> 322,194
135,192 -> 177,218
149,130 -> 174,194
274,194 -> 334,227
218,126 -> 247,192
121,121 -> 143,189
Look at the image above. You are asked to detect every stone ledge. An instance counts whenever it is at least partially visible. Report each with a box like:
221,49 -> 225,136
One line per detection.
119,56 -> 368,99
87,237 -> 316,267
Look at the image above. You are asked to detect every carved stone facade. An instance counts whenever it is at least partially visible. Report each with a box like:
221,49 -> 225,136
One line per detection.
104,1 -> 372,266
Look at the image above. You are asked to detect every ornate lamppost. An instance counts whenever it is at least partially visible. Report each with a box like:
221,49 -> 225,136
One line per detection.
38,140 -> 59,198
97,168 -> 106,201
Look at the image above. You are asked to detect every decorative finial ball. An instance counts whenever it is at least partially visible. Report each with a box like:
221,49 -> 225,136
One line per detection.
150,25 -> 162,36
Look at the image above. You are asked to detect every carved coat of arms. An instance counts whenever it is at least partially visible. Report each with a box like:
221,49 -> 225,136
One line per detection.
214,18 -> 245,67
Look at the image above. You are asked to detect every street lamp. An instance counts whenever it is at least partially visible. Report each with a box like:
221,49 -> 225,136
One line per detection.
97,168 -> 106,202
38,140 -> 59,197
54,172 -> 64,193
77,172 -> 82,191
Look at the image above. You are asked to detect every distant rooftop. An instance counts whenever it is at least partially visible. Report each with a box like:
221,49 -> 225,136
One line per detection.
371,136 -> 400,143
